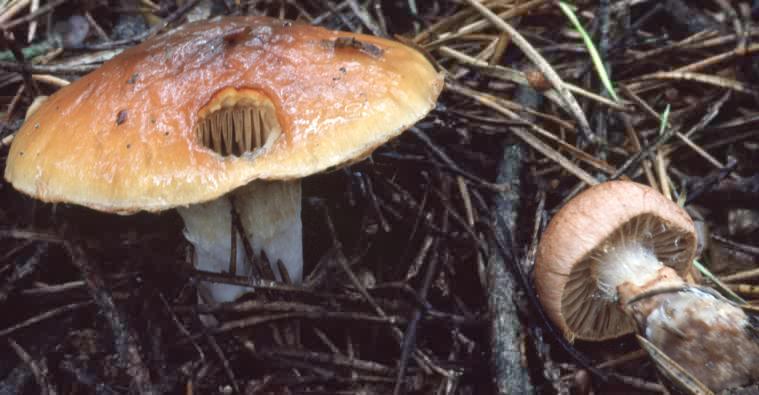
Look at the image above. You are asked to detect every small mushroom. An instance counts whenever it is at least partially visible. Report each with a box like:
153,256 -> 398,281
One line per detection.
535,180 -> 759,392
535,180 -> 697,341
4,16 -> 443,303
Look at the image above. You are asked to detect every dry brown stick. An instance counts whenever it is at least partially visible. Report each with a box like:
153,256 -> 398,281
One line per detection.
199,311 -> 404,339
0,0 -> 31,25
21,280 -> 83,296
727,283 -> 759,296
0,31 -> 40,97
620,85 -> 735,177
625,30 -> 718,63
0,349 -> 34,393
712,0 -> 745,52
312,327 -> 343,355
629,71 -> 757,96
609,124 -> 676,182
489,139 -> 533,393
4,84 -> 24,123
719,268 -> 759,283
362,173 -> 391,232
205,334 -> 242,395
0,243 -> 45,303
316,203 -> 450,377
413,6 -> 476,44
84,11 -> 110,42
188,299 -> 324,314
157,293 -> 205,361
0,0 -> 66,30
228,195 -> 265,279
31,73 -> 68,86
393,235 -> 436,395
448,82 -> 599,186
82,0 -> 205,50
420,0 -> 552,47
346,0 -> 384,36
252,347 -> 395,375
66,243 -> 157,395
712,234 -> 759,257
7,338 -> 57,395
191,269 -> 375,305
611,372 -> 668,393
0,301 -> 92,338
560,350 -> 648,381
438,45 -> 628,112
313,1 -> 355,29
410,127 -> 508,191
672,43 -> 759,74
0,60 -> 98,74
620,114 -> 659,189
0,229 -> 65,243
462,0 -> 595,142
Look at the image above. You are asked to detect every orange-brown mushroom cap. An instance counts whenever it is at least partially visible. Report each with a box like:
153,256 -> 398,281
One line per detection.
5,16 -> 443,213
534,181 -> 697,341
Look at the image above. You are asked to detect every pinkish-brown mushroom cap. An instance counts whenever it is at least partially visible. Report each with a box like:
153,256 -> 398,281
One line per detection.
534,181 -> 697,341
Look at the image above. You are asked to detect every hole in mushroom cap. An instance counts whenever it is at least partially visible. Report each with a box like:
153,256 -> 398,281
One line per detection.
195,88 -> 281,157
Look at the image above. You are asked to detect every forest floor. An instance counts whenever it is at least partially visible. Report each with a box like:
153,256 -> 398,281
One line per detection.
1,1 -> 759,394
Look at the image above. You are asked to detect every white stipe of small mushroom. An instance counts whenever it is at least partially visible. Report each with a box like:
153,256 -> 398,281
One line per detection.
560,213 -> 695,339
585,214 -> 690,302
594,241 -> 664,301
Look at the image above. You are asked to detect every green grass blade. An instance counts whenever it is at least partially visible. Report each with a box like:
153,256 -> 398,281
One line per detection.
558,2 -> 619,101
693,259 -> 746,304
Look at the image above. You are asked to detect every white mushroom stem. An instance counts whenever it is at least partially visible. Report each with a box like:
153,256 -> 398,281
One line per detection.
594,242 -> 683,303
177,180 -> 302,303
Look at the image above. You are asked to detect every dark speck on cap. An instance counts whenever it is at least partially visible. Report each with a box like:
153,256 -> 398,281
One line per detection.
116,110 -> 128,125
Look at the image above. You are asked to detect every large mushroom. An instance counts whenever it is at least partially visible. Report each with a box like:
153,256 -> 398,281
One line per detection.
4,16 -> 443,303
535,180 -> 759,391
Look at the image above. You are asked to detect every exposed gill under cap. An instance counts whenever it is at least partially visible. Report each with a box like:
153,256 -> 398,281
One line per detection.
534,181 -> 698,341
